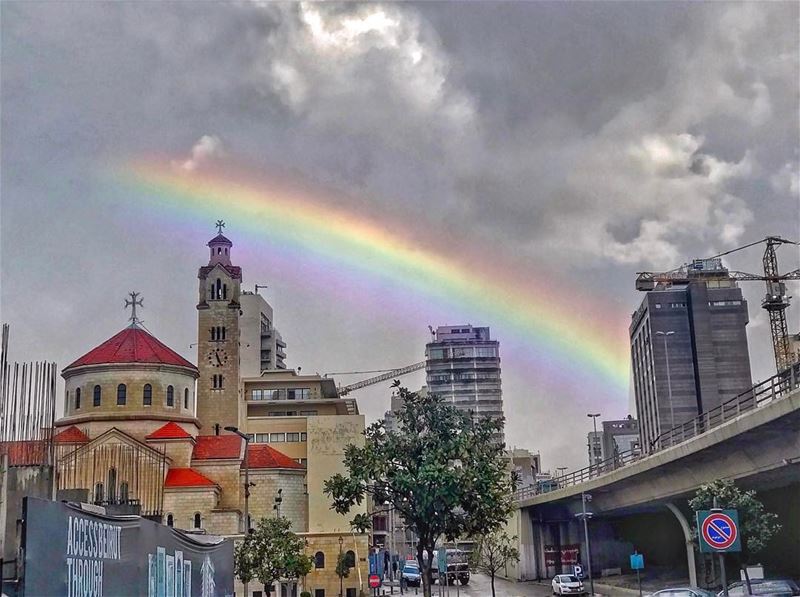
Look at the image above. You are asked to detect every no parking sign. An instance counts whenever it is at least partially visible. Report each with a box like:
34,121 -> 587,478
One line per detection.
696,509 -> 741,553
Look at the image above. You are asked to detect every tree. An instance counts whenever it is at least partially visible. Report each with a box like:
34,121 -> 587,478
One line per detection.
689,479 -> 781,591
324,383 -> 517,597
335,551 -> 350,587
472,531 -> 520,597
234,517 -> 313,596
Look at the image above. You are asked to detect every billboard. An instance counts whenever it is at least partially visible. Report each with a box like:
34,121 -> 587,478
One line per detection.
21,497 -> 234,597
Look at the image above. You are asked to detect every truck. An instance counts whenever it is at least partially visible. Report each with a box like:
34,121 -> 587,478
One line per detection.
430,548 -> 470,586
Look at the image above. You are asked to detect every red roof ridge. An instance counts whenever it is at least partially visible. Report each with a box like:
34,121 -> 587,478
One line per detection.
54,425 -> 90,444
146,422 -> 193,440
192,435 -> 242,461
247,443 -> 303,470
164,467 -> 218,488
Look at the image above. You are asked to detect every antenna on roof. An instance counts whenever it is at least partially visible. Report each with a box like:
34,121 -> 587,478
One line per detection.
255,284 -> 268,294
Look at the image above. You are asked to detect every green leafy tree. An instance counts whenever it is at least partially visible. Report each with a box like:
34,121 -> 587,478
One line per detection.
324,383 -> 517,597
234,517 -> 313,596
689,479 -> 781,591
335,551 -> 351,582
472,531 -> 520,597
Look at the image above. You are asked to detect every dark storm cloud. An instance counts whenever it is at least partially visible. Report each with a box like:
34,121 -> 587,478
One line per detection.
1,1 -> 797,469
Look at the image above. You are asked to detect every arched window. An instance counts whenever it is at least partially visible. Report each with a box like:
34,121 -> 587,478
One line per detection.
119,482 -> 129,503
223,284 -> 228,299
93,385 -> 101,407
211,327 -> 216,341
221,327 -> 226,340
345,550 -> 356,568
193,513 -> 202,529
107,468 -> 117,503
75,388 -> 81,409
117,384 -> 126,405
93,483 -> 104,504
166,513 -> 174,527
314,551 -> 325,569
184,388 -> 189,410
217,247 -> 222,255
143,384 -> 152,406
215,278 -> 222,299
166,385 -> 174,407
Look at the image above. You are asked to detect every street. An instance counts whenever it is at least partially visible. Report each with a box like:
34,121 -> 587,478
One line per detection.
384,574 -> 555,597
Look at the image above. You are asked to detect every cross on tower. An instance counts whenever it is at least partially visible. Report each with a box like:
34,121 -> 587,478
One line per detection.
215,220 -> 225,234
124,291 -> 144,324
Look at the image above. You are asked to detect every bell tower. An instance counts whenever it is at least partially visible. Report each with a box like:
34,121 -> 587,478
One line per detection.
196,220 -> 242,434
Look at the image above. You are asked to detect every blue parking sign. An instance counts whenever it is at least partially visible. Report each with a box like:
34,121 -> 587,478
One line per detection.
630,553 -> 644,570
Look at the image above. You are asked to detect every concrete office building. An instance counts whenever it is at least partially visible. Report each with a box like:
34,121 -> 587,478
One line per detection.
426,325 -> 504,444
630,258 -> 752,451
587,417 -> 641,468
239,291 -> 287,377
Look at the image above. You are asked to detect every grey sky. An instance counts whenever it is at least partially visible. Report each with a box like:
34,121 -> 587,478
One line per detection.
2,1 -> 798,471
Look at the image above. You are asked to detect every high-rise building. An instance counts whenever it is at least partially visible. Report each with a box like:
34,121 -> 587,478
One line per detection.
586,417 -> 640,468
425,325 -> 504,443
630,258 -> 752,451
239,291 -> 287,377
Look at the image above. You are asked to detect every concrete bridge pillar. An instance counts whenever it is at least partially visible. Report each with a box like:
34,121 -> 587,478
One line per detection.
666,502 -> 698,587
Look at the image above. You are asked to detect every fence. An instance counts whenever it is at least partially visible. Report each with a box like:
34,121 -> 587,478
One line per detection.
515,361 -> 800,501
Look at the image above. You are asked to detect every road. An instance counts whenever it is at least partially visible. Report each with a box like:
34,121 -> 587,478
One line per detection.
388,574 -> 555,597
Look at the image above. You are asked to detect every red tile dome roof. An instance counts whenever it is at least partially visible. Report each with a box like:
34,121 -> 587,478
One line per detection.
63,325 -> 196,372
54,426 -> 90,443
192,435 -> 243,460
146,422 -> 193,440
247,444 -> 303,470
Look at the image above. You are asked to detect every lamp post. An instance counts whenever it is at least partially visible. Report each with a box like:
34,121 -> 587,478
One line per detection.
224,426 -> 252,596
338,535 -> 344,597
587,414 -> 601,475
577,493 -> 595,596
655,331 -> 676,435
556,466 -> 567,477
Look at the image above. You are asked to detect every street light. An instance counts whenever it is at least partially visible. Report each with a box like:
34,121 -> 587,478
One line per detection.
576,493 -> 595,596
224,425 -> 253,597
655,331 -> 676,433
338,535 -> 344,597
587,414 -> 601,475
556,466 -> 568,477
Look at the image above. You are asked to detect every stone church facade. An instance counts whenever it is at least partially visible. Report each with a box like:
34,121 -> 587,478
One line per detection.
51,227 -> 369,597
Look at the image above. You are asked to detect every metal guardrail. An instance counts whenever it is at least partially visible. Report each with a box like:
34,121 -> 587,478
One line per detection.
515,362 -> 800,502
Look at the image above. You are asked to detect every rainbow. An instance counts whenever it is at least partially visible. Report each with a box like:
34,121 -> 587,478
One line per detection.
110,159 -> 631,398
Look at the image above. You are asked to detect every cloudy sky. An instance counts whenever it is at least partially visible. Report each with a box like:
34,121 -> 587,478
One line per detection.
2,1 -> 798,471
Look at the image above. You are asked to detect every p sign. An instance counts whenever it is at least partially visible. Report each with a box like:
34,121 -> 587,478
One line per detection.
630,553 -> 644,570
696,509 -> 741,553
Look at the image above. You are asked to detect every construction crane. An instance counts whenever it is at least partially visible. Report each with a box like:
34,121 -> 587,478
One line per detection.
636,236 -> 800,373
332,361 -> 426,395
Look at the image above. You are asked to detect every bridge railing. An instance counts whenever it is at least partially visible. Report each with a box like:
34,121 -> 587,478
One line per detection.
515,362 -> 800,502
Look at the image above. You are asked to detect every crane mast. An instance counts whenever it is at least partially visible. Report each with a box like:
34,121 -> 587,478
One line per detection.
636,236 -> 799,375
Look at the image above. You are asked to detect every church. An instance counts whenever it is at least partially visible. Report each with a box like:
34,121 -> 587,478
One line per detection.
51,224 -> 369,597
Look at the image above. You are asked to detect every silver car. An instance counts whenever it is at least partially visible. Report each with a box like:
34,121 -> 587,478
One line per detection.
648,589 -> 717,597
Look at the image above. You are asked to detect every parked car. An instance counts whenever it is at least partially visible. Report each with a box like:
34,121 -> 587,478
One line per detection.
720,579 -> 800,596
647,589 -> 717,597
552,574 -> 586,595
401,560 -> 421,587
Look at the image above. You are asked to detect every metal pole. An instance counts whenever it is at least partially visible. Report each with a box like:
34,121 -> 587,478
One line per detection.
637,568 -> 642,597
581,493 -> 594,596
225,427 -> 251,597
713,497 -> 728,597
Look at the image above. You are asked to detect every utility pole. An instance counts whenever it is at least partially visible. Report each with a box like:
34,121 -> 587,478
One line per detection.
587,414 -> 601,476
713,497 -> 728,597
578,493 -> 595,596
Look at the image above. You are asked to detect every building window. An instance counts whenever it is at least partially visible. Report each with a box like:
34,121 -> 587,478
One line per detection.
143,384 -> 152,406
253,592 -> 263,597
120,482 -> 129,502
315,591 -> 325,597
167,385 -> 174,407
193,513 -> 202,529
287,432 -> 300,442
93,385 -> 101,407
251,389 -> 263,401
184,388 -> 189,409
269,433 -> 285,443
117,384 -> 126,405
107,468 -> 117,503
314,552 -> 325,569
345,550 -> 356,568
166,514 -> 174,527
75,388 -> 81,409
300,432 -> 308,441
94,483 -> 104,503
215,278 -> 222,299
213,375 -> 224,389
346,589 -> 357,597
255,433 -> 268,443
300,411 -> 317,417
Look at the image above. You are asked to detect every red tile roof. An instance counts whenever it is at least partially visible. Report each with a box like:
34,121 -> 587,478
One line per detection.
64,325 -> 197,371
164,467 -> 217,488
0,440 -> 48,466
247,444 -> 303,470
192,435 -> 242,460
54,426 -> 90,443
146,422 -> 193,440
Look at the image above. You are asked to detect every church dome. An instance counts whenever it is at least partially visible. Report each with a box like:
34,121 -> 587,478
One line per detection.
63,324 -> 196,371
